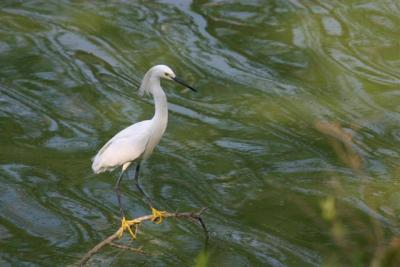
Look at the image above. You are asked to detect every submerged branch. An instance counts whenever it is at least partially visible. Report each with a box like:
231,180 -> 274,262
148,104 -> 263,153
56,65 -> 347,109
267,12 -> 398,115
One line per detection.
78,207 -> 208,267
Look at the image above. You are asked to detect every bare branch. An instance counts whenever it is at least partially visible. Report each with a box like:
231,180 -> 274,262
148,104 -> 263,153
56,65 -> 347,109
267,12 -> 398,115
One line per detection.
78,208 -> 208,267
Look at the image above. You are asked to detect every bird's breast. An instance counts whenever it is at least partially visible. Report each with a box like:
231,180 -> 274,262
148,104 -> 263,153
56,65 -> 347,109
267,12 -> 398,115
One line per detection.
142,116 -> 168,160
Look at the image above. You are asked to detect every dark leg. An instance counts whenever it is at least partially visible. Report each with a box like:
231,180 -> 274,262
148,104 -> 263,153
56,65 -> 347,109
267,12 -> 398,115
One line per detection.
133,162 -> 143,195
132,162 -> 165,223
115,170 -> 125,218
133,162 -> 153,206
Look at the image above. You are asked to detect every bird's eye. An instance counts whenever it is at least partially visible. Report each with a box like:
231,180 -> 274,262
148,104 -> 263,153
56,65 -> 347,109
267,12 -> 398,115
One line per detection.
164,72 -> 169,76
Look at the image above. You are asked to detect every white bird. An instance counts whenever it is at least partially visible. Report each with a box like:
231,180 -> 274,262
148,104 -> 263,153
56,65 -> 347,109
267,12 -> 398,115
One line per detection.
92,64 -> 197,238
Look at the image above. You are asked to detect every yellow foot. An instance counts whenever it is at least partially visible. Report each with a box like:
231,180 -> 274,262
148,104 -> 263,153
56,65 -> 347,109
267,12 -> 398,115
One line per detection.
117,216 -> 137,239
151,207 -> 167,224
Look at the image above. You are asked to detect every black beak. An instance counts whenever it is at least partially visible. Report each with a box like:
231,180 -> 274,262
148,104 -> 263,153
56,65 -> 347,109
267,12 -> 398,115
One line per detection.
172,76 -> 197,92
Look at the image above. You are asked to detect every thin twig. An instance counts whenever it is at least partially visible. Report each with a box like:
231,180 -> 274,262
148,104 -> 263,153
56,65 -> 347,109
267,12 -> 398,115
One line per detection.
109,242 -> 145,254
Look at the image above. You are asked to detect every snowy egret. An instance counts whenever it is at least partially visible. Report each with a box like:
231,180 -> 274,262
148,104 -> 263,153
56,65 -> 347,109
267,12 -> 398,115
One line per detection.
92,64 -> 197,238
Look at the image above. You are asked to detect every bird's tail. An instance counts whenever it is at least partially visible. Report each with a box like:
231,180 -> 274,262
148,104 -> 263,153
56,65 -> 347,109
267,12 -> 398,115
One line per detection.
91,155 -> 104,174
91,154 -> 118,174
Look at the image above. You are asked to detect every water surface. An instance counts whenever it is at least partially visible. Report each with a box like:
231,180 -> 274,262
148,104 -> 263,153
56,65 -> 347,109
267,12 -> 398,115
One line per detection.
1,0 -> 400,266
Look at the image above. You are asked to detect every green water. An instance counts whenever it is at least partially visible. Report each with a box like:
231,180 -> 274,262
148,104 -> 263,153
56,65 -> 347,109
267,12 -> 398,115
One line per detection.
1,0 -> 400,266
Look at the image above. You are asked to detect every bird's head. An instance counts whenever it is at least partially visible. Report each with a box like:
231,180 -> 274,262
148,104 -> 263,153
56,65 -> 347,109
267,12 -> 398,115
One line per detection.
156,65 -> 176,80
139,65 -> 197,96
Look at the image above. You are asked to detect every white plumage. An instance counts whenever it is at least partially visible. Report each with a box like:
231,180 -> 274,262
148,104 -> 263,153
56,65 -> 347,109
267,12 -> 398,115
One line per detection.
92,65 -> 174,174
90,64 -> 196,237
92,120 -> 152,173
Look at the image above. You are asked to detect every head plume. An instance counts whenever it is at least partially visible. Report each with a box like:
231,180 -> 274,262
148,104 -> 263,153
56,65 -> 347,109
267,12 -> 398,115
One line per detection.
139,65 -> 175,96
138,67 -> 153,96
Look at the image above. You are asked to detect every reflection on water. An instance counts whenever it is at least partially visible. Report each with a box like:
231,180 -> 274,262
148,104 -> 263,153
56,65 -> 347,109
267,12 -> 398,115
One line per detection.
1,0 -> 400,266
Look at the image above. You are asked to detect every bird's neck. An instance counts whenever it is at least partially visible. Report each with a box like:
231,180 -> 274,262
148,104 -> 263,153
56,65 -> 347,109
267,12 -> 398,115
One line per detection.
151,80 -> 168,123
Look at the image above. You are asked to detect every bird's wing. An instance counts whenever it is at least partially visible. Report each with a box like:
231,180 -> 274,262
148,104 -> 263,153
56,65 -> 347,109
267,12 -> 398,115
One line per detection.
92,120 -> 152,173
